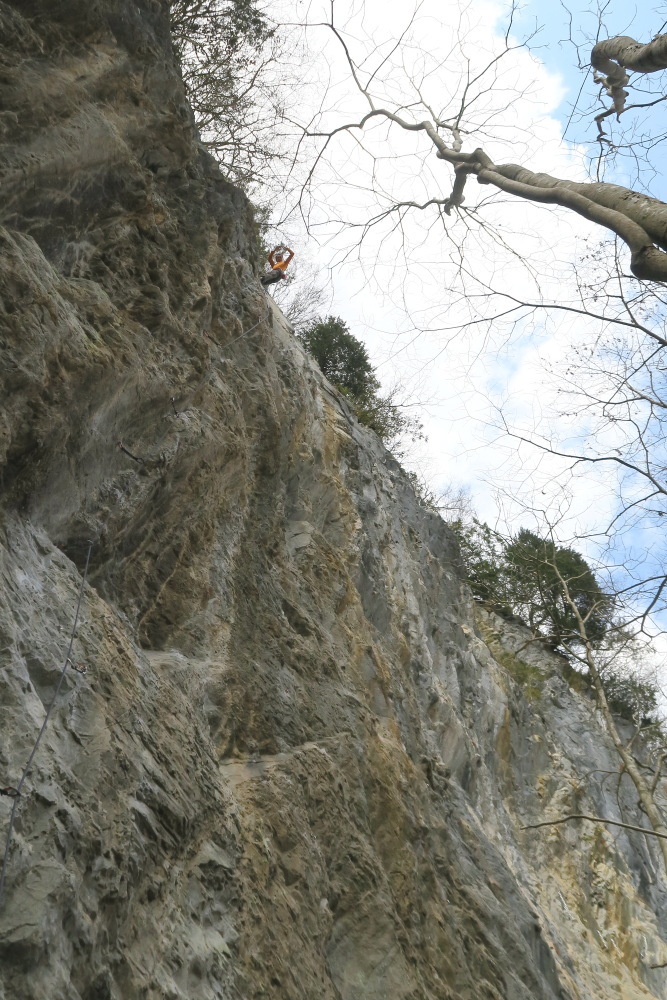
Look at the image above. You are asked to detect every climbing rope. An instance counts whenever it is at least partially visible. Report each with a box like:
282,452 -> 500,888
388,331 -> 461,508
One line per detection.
170,301 -> 272,416
217,301 -> 271,351
0,540 -> 93,907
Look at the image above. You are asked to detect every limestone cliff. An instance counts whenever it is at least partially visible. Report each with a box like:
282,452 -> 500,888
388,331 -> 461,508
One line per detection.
1,2 -> 667,998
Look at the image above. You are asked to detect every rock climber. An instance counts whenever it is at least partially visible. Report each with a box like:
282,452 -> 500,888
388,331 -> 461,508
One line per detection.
260,245 -> 294,287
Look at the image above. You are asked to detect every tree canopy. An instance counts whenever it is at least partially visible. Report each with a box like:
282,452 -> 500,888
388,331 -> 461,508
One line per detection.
298,316 -> 376,399
298,316 -> 423,447
456,522 -> 613,651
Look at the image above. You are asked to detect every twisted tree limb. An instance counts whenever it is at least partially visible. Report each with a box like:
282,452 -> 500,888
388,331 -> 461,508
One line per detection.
592,34 -> 667,116
394,114 -> 667,280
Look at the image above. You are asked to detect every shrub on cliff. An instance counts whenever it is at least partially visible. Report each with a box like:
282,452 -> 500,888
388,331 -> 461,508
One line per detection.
456,521 -> 667,761
171,0 -> 284,187
298,316 -> 423,448
298,316 -> 375,397
602,668 -> 661,726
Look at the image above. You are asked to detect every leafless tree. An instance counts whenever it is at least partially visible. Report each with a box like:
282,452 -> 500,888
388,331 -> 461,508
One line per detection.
280,5 -> 667,280
526,537 -> 667,870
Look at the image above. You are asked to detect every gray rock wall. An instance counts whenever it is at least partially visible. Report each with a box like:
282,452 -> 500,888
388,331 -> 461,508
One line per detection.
1,2 -> 667,998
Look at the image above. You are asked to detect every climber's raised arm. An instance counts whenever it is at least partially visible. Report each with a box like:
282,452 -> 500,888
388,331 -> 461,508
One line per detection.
261,245 -> 295,287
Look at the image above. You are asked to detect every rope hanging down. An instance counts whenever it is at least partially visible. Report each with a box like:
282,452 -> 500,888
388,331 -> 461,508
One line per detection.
216,302 -> 271,351
0,540 -> 93,908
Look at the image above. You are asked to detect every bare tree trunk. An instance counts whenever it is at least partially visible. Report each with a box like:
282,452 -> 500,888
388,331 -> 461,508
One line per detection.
552,564 -> 667,870
588,665 -> 667,871
436,144 -> 667,282
472,160 -> 667,282
479,166 -> 667,252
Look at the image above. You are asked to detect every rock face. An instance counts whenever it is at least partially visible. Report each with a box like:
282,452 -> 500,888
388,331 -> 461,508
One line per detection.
1,2 -> 667,998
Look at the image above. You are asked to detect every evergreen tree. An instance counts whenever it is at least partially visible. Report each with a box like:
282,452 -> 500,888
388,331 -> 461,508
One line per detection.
298,317 -> 422,447
503,530 -> 613,648
298,317 -> 376,398
453,522 -> 613,650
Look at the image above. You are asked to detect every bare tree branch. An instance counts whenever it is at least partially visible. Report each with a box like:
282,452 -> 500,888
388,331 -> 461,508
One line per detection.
522,813 -> 667,840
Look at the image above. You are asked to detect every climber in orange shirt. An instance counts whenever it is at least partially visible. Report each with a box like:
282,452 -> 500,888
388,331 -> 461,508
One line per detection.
261,245 -> 294,286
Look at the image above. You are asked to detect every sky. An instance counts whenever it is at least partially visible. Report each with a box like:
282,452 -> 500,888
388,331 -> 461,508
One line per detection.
515,1 -> 662,79
263,0 -> 667,636
515,0 -> 667,196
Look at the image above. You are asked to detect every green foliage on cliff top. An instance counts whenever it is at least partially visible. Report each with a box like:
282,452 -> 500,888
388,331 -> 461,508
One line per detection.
298,316 -> 423,448
453,520 -> 613,653
603,669 -> 661,726
457,521 -> 666,739
299,316 -> 375,398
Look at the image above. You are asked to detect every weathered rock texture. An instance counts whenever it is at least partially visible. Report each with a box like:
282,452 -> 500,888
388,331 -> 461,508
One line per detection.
1,2 -> 667,998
